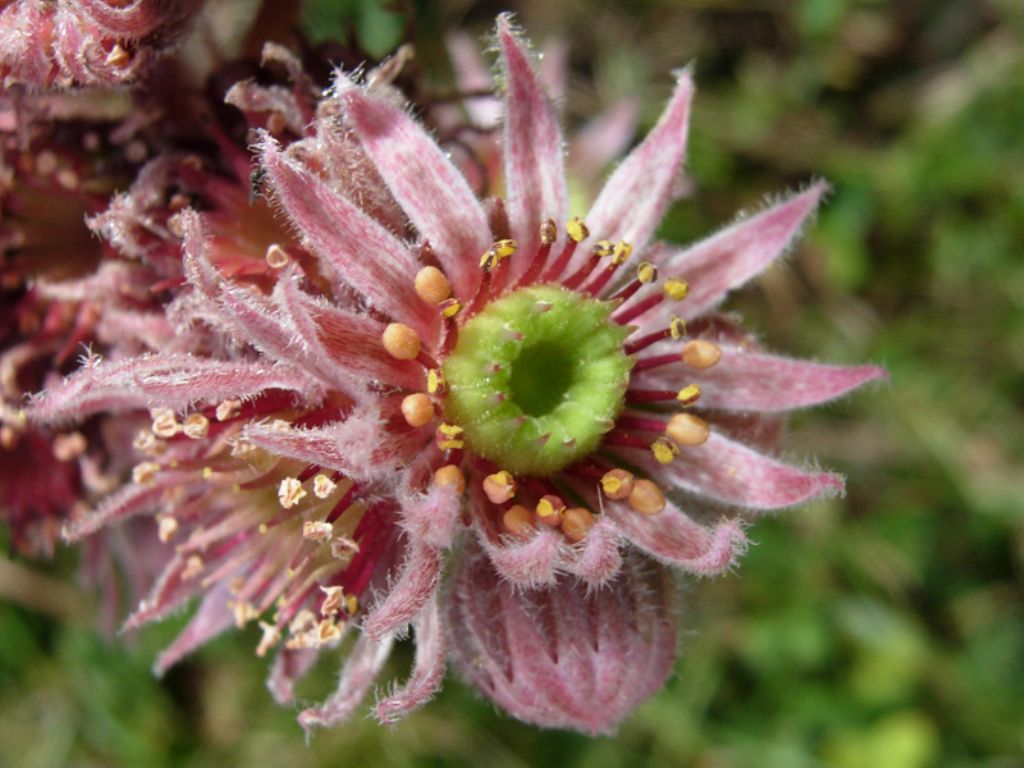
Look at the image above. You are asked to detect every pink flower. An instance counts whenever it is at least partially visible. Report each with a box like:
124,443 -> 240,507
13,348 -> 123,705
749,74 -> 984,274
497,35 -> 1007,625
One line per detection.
0,0 -> 206,89
29,15 -> 884,735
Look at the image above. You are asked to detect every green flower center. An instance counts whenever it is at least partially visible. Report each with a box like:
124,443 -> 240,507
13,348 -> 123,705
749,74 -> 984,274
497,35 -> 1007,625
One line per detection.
442,285 -> 633,476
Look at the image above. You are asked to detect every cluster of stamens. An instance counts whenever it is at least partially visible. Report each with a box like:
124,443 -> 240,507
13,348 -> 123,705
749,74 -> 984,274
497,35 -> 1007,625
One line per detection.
382,216 -> 723,545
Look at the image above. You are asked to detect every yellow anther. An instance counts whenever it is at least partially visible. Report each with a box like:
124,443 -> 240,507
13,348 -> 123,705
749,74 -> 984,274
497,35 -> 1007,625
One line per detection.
320,585 -> 344,616
414,266 -> 452,304
345,595 -> 359,615
611,241 -> 633,265
493,239 -> 518,259
278,477 -> 307,509
636,261 -> 658,284
265,243 -> 289,268
561,507 -> 594,543
667,413 -> 711,446
303,520 -> 333,542
150,408 -> 179,439
438,423 -> 464,438
316,618 -> 342,645
433,464 -> 467,494
669,317 -> 686,340
331,536 -> 360,559
479,248 -> 499,271
651,436 -> 680,464
601,468 -> 635,500
535,495 -> 566,526
52,432 -> 87,462
401,393 -> 435,428
483,470 -> 516,505
201,467 -> 214,479
439,298 -> 462,318
664,277 -> 690,301
233,601 -> 259,628
183,413 -> 209,439
593,239 -> 615,258
676,384 -> 702,406
313,474 -> 337,499
540,219 -> 557,245
566,217 -> 589,242
157,515 -> 178,543
178,555 -> 202,581
382,323 -> 421,360
132,461 -> 160,484
256,622 -> 281,658
427,368 -> 445,395
682,339 -> 722,369
627,479 -> 666,515
216,399 -> 242,421
105,43 -> 131,68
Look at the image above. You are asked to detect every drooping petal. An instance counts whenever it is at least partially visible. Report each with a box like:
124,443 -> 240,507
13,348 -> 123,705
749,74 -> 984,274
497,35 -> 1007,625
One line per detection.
261,140 -> 436,340
267,646 -> 319,705
573,72 -> 694,274
478,523 -> 564,588
374,595 -> 446,724
604,501 -> 746,576
298,632 -> 395,732
447,543 -> 677,735
361,540 -> 441,640
653,183 -> 826,324
397,481 -> 461,550
566,516 -> 624,586
635,346 -> 887,412
498,15 -> 569,280
338,79 -> 492,300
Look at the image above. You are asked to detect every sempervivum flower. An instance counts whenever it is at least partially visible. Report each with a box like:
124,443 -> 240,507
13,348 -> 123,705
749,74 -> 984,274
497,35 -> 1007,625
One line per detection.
0,0 -> 206,89
30,16 -> 884,734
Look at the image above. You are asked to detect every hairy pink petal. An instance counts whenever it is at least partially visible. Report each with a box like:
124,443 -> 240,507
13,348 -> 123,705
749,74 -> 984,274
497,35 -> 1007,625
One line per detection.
574,72 -> 693,274
374,595 -> 446,724
498,15 -> 569,280
620,431 -> 844,510
261,141 -> 435,340
339,80 -> 492,300
282,282 -> 424,392
153,582 -> 232,675
447,544 -> 677,735
244,408 -> 427,480
479,524 -> 563,588
604,501 -> 746,576
566,516 -> 623,586
298,632 -> 395,732
29,354 -> 314,425
654,184 -> 826,324
63,470 -> 197,541
362,540 -> 441,640
398,482 -> 460,549
637,347 -> 887,412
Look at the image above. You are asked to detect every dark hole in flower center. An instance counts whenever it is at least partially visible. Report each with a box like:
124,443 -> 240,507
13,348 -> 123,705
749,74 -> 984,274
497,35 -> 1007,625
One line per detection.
508,341 -> 575,417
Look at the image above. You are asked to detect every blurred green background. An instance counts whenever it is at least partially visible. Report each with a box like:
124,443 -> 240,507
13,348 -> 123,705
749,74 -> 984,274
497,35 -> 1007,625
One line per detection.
2,0 -> 1022,765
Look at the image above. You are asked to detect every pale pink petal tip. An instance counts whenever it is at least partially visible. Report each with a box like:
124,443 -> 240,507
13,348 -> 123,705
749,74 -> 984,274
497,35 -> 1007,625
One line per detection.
298,634 -> 395,733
